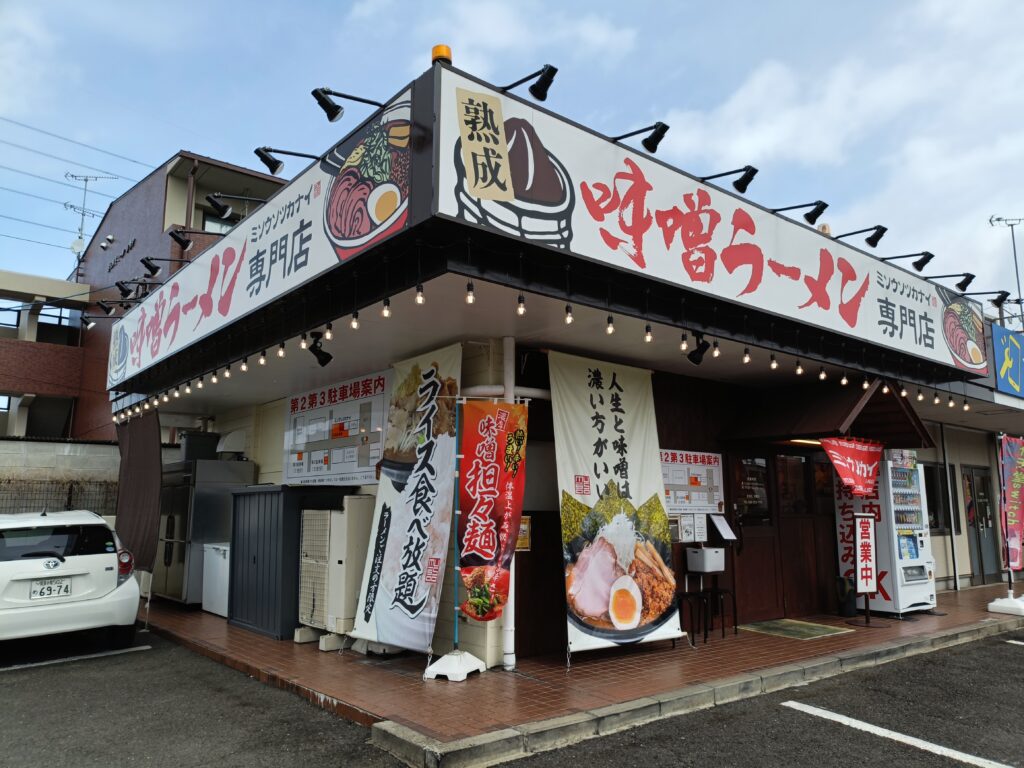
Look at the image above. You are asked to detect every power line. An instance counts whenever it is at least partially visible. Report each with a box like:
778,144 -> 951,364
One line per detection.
0,164 -> 116,198
0,116 -> 154,169
0,232 -> 71,250
0,185 -> 104,216
0,213 -> 90,236
0,139 -> 139,182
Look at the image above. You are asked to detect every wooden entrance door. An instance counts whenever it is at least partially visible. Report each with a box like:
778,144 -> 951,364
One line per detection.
729,456 -> 785,622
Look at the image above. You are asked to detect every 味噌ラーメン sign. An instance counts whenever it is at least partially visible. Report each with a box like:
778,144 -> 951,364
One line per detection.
107,88 -> 414,389
435,67 -> 987,373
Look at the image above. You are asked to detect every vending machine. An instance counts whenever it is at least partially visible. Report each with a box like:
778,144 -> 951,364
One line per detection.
835,449 -> 936,616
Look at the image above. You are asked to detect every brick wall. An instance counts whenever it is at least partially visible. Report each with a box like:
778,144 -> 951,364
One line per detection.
0,339 -> 84,398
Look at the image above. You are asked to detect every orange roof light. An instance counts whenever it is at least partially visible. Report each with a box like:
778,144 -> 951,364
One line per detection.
432,44 -> 452,64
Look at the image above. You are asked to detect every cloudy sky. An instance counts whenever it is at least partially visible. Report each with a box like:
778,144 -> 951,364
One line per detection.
1,0 -> 1021,315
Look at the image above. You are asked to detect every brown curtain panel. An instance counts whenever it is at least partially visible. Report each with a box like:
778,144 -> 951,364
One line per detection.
115,410 -> 163,571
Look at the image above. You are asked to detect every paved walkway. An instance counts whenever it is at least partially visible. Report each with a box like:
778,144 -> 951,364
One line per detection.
140,583 -> 1023,762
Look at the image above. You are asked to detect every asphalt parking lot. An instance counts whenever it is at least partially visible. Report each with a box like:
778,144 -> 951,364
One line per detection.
1,630 -> 402,768
510,627 -> 1024,768
4,626 -> 1023,767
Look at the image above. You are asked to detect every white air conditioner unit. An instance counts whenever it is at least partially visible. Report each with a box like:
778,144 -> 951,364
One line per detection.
298,495 -> 374,636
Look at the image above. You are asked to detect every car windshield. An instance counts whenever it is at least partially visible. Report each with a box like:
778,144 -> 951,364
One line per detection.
0,524 -> 115,562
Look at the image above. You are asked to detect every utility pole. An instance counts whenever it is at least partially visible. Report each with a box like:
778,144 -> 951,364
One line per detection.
990,215 -> 1024,329
65,172 -> 116,276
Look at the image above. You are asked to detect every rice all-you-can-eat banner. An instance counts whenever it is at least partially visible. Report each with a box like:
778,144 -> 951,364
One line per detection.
458,401 -> 528,622
820,438 -> 884,497
349,344 -> 462,653
999,435 -> 1024,571
549,352 -> 682,652
435,67 -> 987,374
107,88 -> 413,389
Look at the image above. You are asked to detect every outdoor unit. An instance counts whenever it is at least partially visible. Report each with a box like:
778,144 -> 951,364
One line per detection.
298,495 -> 374,635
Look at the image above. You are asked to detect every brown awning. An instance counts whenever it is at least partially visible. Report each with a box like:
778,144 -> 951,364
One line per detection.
114,410 -> 163,570
730,380 -> 934,449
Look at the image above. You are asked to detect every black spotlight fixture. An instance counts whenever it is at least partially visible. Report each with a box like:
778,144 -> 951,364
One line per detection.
834,225 -> 887,248
612,122 -> 670,154
254,146 -> 319,176
206,194 -> 233,219
308,331 -> 333,368
880,251 -> 934,272
168,229 -> 193,252
961,289 -> 1011,307
499,64 -> 558,101
115,281 -> 135,299
97,300 -> 116,316
926,272 -> 976,292
139,256 -> 190,278
140,257 -> 161,278
83,315 -> 97,330
700,166 -> 758,194
686,333 -> 711,366
772,200 -> 828,226
311,87 -> 385,123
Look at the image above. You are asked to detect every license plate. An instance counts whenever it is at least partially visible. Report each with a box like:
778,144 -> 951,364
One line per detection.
30,578 -> 71,599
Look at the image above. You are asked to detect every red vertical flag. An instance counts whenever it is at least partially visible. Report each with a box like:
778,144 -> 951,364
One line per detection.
1000,435 -> 1024,571
458,402 -> 528,621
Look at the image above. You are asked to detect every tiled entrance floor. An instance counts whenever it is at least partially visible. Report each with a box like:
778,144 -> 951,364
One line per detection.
140,583 -> 1022,742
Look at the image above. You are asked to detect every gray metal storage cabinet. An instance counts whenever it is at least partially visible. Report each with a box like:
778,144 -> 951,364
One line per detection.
229,485 -> 351,639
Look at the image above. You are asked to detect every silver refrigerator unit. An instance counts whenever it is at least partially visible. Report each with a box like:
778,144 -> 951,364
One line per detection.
151,460 -> 256,604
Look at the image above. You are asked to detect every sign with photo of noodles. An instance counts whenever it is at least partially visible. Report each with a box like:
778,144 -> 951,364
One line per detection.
549,352 -> 683,652
349,344 -> 462,653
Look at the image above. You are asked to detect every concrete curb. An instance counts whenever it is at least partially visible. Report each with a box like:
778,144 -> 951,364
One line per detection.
371,616 -> 1024,768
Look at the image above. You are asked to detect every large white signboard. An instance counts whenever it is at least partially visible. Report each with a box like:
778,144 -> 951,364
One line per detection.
436,68 -> 988,374
283,371 -> 391,486
108,88 -> 413,388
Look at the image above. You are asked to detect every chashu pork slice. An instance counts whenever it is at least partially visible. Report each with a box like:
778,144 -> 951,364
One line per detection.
567,538 -> 624,619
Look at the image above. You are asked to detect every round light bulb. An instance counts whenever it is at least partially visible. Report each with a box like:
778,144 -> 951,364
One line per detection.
819,367 -> 827,381
644,324 -> 653,343
841,373 -> 849,386
770,355 -> 778,370
742,348 -> 750,364
324,323 -> 333,341
277,343 -> 285,358
466,282 -> 475,304
862,378 -> 870,390
963,399 -> 970,411
300,334 -> 308,350
516,294 -> 526,316
606,315 -> 615,335
933,392 -> 940,405
240,359 -> 248,373
351,312 -> 360,330
796,361 -> 804,375
382,297 -> 392,317
415,284 -> 425,304
712,341 -> 720,358
259,351 -> 267,365
224,365 -> 231,379
564,304 -> 574,324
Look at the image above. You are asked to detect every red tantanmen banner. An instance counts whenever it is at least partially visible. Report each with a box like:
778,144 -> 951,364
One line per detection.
821,437 -> 884,497
458,402 -> 528,621
999,435 -> 1024,571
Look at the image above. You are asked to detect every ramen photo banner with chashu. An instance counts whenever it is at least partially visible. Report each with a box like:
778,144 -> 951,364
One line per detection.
549,352 -> 683,653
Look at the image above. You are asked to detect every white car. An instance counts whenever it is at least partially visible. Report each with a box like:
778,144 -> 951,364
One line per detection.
0,510 -> 140,646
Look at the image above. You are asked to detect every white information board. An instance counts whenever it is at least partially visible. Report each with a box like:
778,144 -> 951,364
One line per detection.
661,449 -> 725,545
283,370 -> 391,485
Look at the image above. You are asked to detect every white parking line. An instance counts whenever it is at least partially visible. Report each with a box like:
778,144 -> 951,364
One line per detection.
1004,640 -> 1024,646
781,701 -> 1012,768
0,645 -> 151,672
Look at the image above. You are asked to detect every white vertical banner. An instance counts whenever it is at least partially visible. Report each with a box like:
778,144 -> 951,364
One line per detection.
854,514 -> 877,594
549,352 -> 682,652
349,344 -> 462,652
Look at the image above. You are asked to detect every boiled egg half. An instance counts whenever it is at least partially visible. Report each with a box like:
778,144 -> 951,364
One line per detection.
367,182 -> 401,225
608,574 -> 642,630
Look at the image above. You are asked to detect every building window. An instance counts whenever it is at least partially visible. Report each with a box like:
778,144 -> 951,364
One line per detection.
922,461 -> 961,535
0,395 -> 9,412
203,214 -> 236,234
0,301 -> 17,328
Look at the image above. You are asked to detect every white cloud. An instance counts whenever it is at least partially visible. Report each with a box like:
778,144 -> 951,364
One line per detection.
414,0 -> 636,78
0,6 -> 62,116
348,0 -> 396,20
656,0 -> 1024,298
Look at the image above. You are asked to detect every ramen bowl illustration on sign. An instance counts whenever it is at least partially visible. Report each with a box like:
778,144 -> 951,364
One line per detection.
321,98 -> 411,261
454,118 -> 575,249
939,289 -> 987,372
